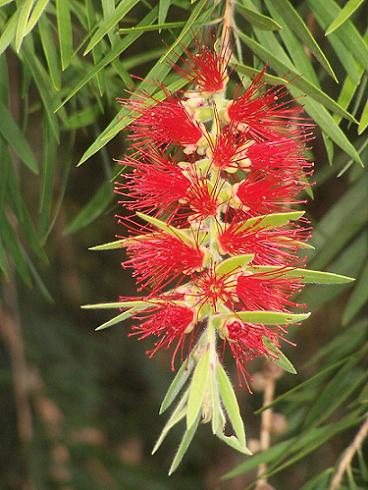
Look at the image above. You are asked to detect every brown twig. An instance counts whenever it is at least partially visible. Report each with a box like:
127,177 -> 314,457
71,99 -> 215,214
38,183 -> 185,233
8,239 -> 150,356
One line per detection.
221,0 -> 234,49
255,362 -> 283,490
0,270 -> 34,490
328,414 -> 368,490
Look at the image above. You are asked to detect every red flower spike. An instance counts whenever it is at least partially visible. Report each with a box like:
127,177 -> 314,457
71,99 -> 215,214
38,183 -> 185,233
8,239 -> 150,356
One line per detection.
130,304 -> 195,370
193,267 -> 235,311
173,35 -> 231,93
236,170 -> 307,216
115,150 -> 191,217
236,271 -> 305,312
110,42 -> 315,401
129,95 -> 203,147
209,123 -> 250,171
227,70 -> 309,140
219,221 -> 311,266
123,233 -> 204,292
225,321 -> 282,389
245,137 -> 312,173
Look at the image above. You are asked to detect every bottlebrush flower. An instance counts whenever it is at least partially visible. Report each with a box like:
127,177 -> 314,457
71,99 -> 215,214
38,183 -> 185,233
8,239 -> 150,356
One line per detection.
115,149 -> 191,217
89,35 -> 352,468
130,303 -> 196,370
123,233 -> 205,292
236,272 -> 305,312
227,70 -> 308,140
219,221 -> 311,266
128,95 -> 203,147
223,320 -> 282,388
235,171 -> 307,216
173,35 -> 231,93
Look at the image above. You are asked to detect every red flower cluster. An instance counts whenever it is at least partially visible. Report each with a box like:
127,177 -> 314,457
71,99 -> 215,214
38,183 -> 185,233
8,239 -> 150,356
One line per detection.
115,40 -> 313,386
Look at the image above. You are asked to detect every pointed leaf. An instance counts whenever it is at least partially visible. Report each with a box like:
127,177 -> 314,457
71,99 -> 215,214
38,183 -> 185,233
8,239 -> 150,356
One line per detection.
168,414 -> 200,475
270,0 -> 337,80
325,0 -> 365,35
218,311 -> 310,325
217,362 -> 246,445
82,300 -> 154,310
56,0 -> 73,70
216,254 -> 254,276
136,212 -> 193,245
84,0 -> 140,54
0,100 -> 38,173
241,211 -> 305,232
262,337 -> 297,374
95,308 -> 140,331
247,266 -> 355,284
153,397 -> 187,455
160,358 -> 194,414
186,350 -> 210,429
236,3 -> 281,31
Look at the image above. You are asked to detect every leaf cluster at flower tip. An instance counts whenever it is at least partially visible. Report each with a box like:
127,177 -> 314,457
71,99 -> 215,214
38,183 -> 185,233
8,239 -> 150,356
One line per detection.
87,35 -> 354,470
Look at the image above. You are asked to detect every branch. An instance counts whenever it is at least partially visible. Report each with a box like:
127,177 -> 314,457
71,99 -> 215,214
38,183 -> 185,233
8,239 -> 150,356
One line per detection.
328,414 -> 368,490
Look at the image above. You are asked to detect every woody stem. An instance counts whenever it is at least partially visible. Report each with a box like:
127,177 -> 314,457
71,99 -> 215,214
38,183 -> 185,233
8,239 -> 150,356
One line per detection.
222,0 -> 234,49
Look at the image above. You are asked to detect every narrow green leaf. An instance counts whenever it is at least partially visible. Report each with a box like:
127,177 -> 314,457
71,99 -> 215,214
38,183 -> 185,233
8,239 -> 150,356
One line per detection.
241,211 -> 304,232
262,337 -> 297,374
64,182 -> 113,235
0,100 -> 38,173
0,11 -> 18,56
343,261 -> 368,325
303,353 -> 368,427
38,15 -> 61,91
217,362 -> 246,445
22,42 -> 60,140
186,351 -> 210,429
161,0 -> 208,61
255,359 -> 346,413
264,0 -> 319,86
95,308 -> 140,331
216,254 -> 254,276
246,266 -> 355,285
56,8 -> 158,110
308,0 -> 368,73
89,238 -> 129,251
56,0 -> 73,70
236,3 -> 281,31
0,235 -> 9,277
160,359 -> 194,414
136,212 -> 192,245
82,300 -> 153,310
153,394 -> 188,455
326,0 -> 365,35
235,31 -> 355,122
159,0 -> 171,26
25,0 -> 50,35
210,367 -> 224,435
168,414 -> 200,475
358,97 -> 368,134
216,432 -> 252,454
232,62 -> 285,85
15,0 -> 35,52
0,215 -> 31,285
0,0 -> 15,6
119,20 -> 191,33
299,469 -> 334,490
84,0 -> 140,54
218,311 -> 310,325
39,119 -> 57,237
270,0 -> 337,81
